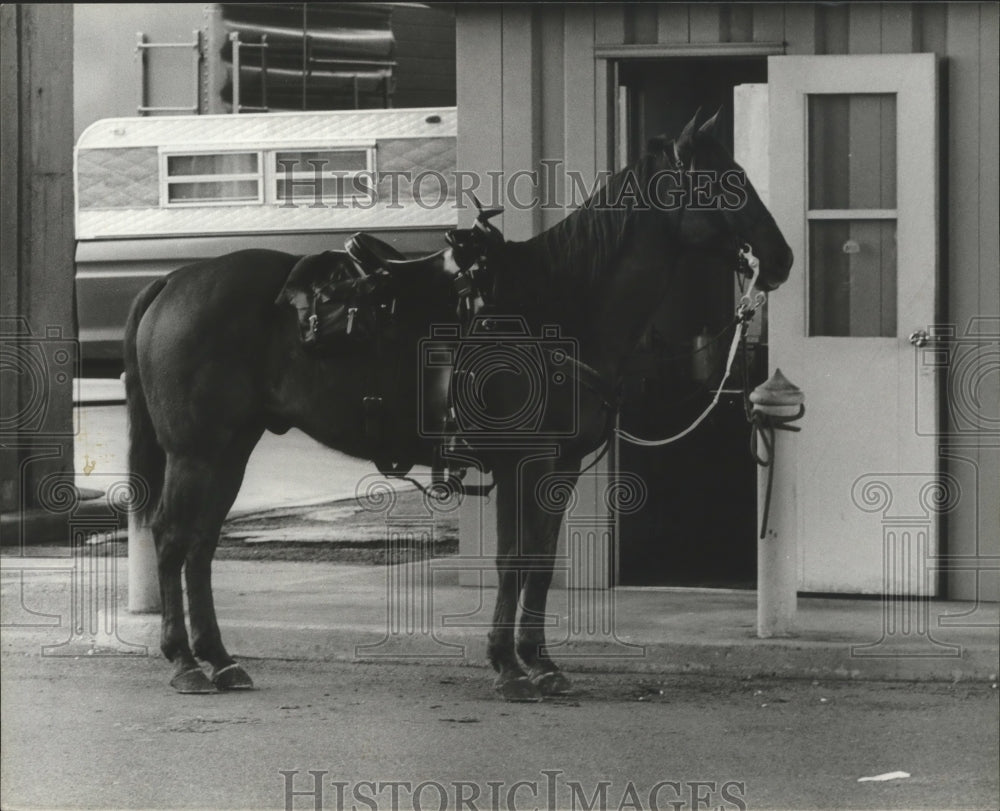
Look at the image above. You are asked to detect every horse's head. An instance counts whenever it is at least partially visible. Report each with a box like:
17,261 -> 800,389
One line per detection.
646,109 -> 793,292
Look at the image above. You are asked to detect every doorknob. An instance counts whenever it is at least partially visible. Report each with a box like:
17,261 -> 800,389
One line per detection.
909,329 -> 934,348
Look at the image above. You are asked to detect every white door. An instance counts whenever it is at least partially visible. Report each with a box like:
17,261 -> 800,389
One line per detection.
766,54 -> 940,594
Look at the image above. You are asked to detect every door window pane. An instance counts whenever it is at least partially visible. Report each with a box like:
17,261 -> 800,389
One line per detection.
808,93 -> 898,337
809,94 -> 896,210
809,220 -> 897,337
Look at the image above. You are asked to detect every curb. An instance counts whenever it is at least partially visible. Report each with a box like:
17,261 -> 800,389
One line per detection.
1,493 -> 125,548
4,611 -> 992,685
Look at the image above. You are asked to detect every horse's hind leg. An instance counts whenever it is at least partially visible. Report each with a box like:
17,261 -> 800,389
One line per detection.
185,431 -> 261,689
153,456 -> 214,693
155,432 -> 260,692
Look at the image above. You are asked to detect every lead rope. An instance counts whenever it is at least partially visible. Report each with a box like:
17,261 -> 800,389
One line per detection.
750,404 -> 805,538
615,246 -> 765,448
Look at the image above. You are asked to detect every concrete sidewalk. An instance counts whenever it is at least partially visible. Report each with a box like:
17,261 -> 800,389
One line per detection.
2,555 -> 996,684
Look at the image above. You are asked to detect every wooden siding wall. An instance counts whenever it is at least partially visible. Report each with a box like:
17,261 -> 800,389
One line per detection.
0,4 -> 76,514
456,3 -> 998,600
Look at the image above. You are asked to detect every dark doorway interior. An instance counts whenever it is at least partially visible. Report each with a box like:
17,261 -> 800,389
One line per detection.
615,58 -> 768,588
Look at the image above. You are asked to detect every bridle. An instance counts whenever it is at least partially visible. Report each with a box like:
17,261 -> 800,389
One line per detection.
426,153 -> 772,492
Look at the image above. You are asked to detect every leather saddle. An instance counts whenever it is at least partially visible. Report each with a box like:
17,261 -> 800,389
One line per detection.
275,249 -> 383,353
274,231 -> 493,494
349,232 -> 474,300
276,232 -> 478,353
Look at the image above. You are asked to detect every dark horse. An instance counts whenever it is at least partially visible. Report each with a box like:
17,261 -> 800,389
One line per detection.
125,109 -> 792,698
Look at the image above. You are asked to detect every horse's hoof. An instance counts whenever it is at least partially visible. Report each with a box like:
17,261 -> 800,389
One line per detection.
531,670 -> 573,696
494,675 -> 542,703
169,667 -> 216,694
211,663 -> 254,691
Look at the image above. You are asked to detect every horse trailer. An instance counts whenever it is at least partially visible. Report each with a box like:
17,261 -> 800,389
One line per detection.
74,106 -> 458,369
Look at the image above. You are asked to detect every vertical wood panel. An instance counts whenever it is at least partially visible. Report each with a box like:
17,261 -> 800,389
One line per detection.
975,1 -> 1000,601
0,4 -> 21,511
752,4 -> 785,43
0,5 -> 20,321
818,4 -> 849,54
630,4 -> 658,45
946,4 -> 983,370
594,6 -> 623,177
501,5 -> 540,240
917,3 -> 948,55
563,5 -> 595,213
539,4 -> 565,230
979,3 -> 1000,320
944,2 -> 988,600
657,4 -> 689,44
0,4 -> 75,513
881,3 -> 918,54
689,3 -> 721,43
784,3 -> 817,54
848,2 -> 882,54
456,6 -> 503,225
728,5 -> 754,43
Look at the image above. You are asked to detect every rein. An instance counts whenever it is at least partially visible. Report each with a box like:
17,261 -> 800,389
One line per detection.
614,245 -> 764,448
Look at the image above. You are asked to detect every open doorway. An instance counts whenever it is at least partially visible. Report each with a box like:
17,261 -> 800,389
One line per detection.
614,57 -> 768,588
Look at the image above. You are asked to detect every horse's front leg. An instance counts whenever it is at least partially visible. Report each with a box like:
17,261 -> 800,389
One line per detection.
487,461 -> 541,702
517,468 -> 579,696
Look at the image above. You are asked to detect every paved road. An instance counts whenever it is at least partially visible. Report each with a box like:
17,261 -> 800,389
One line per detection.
1,653 -> 997,810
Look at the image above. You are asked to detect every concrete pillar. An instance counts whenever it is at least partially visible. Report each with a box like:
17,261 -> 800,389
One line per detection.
127,514 -> 160,613
751,369 -> 804,638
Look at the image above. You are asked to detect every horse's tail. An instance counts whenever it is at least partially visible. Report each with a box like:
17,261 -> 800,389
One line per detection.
124,278 -> 168,525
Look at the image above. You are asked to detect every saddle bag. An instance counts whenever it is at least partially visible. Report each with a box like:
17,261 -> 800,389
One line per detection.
276,251 -> 390,353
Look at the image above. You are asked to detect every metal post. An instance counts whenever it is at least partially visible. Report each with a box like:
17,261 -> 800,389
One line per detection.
301,4 -> 308,110
303,34 -> 311,110
191,30 -> 202,115
230,31 -> 241,113
751,369 -> 804,638
260,34 -> 268,110
135,32 -> 147,115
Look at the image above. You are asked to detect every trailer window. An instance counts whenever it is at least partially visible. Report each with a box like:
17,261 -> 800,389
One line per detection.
274,149 -> 373,205
164,152 -> 262,205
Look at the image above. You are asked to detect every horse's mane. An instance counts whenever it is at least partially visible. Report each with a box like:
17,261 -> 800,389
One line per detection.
537,152 -> 662,279
494,149 -> 675,309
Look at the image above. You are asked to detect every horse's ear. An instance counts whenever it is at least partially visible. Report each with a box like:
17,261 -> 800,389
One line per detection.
675,107 -> 702,159
697,106 -> 722,137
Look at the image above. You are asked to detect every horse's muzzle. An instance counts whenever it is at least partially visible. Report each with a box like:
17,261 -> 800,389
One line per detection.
758,245 -> 794,291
